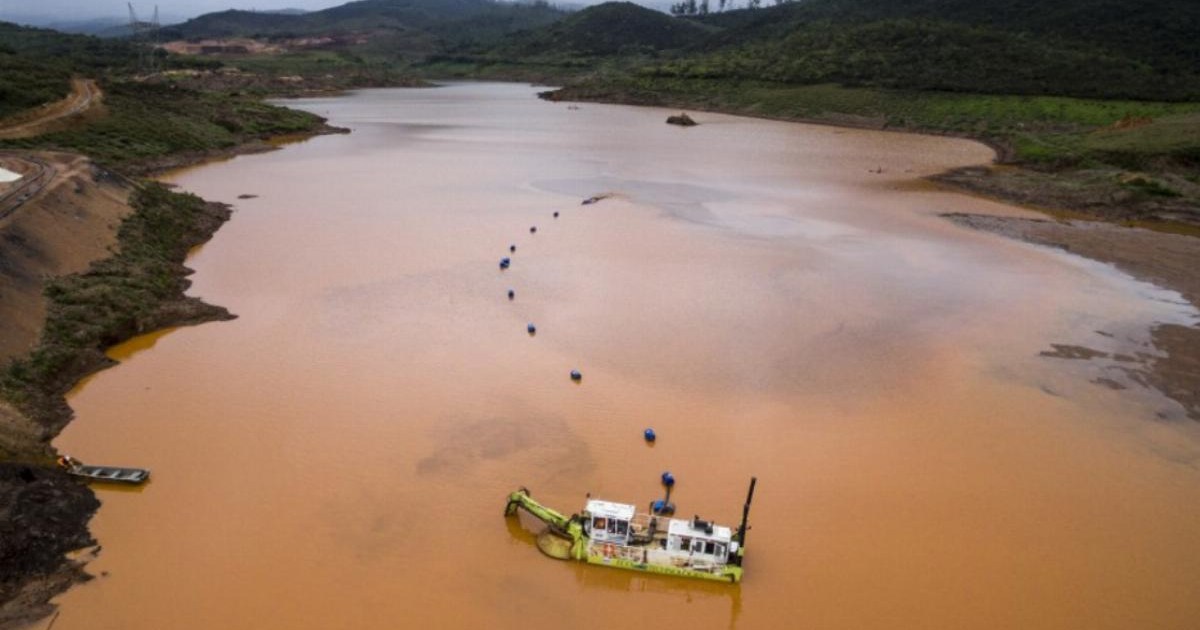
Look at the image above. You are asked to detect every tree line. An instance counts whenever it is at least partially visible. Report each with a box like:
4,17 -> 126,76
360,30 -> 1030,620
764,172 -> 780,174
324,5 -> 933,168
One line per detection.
670,0 -> 795,16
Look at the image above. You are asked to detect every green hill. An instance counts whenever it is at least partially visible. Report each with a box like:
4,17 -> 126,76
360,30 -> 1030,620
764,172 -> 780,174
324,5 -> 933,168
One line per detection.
494,2 -> 710,58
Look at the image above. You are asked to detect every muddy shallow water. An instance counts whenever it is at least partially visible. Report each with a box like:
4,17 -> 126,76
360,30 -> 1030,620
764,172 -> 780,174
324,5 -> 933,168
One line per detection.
49,83 -> 1200,629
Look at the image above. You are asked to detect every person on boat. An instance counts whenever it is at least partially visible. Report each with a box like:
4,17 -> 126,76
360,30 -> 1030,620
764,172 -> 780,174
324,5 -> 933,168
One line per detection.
57,455 -> 80,470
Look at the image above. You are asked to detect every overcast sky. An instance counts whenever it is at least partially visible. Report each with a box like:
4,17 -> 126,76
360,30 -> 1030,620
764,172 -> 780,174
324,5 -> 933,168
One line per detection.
1,0 -> 355,22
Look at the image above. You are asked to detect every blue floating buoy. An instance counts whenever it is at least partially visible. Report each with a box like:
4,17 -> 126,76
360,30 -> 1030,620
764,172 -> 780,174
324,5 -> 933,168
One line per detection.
509,244 -> 516,253
499,257 -> 511,269
530,226 -> 537,233
527,323 -> 537,334
644,428 -> 656,442
553,211 -> 560,218
507,289 -> 515,300
570,369 -> 582,381
661,471 -> 675,487
651,499 -> 676,516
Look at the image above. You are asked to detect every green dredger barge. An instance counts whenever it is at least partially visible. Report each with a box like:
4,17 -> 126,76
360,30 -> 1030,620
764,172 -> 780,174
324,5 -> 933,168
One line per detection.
504,477 -> 756,583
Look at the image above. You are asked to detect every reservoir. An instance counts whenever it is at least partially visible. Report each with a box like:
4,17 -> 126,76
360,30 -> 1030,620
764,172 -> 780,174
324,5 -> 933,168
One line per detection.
51,83 -> 1200,629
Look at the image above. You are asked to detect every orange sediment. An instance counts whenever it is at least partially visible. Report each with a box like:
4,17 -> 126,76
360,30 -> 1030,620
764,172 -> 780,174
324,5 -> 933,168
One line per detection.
50,83 -> 1200,630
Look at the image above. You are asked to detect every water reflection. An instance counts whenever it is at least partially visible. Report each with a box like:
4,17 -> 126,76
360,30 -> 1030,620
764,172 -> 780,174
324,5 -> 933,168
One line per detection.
107,328 -> 178,362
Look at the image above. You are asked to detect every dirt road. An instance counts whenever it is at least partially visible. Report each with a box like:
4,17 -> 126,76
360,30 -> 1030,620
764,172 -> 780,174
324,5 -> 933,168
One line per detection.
0,79 -> 101,140
0,155 -> 56,221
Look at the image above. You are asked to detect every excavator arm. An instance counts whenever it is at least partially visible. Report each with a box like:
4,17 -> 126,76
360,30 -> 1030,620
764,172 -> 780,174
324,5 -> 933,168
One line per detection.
505,487 -> 588,561
504,487 -> 572,531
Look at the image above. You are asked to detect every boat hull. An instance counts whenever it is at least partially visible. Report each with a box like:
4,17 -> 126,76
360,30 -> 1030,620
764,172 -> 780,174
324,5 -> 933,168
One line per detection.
585,551 -> 742,583
68,465 -> 150,485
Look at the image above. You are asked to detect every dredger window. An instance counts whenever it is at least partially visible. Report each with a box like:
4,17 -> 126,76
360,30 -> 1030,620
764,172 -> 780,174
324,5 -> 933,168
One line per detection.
607,520 -> 628,535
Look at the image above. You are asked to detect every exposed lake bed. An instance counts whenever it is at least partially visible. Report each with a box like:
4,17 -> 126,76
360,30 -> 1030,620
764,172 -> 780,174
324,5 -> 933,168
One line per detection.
41,83 -> 1200,629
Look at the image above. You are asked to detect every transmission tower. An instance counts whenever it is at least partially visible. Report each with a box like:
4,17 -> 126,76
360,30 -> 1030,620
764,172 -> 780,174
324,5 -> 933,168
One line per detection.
127,3 -> 161,75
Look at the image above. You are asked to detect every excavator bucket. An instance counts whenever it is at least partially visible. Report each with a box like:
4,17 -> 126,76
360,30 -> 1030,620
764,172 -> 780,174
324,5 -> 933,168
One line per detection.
536,528 -> 575,560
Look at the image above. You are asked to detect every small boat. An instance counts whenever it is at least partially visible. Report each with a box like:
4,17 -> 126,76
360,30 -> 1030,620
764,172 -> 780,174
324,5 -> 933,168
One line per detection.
58,455 -> 150,485
504,477 -> 756,583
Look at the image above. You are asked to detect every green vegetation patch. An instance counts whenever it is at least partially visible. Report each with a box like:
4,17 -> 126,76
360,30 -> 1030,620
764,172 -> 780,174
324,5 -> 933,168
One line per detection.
0,54 -> 71,119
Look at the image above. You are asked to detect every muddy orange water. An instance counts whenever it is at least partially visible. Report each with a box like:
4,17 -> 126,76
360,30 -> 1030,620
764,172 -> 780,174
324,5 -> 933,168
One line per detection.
50,83 -> 1200,629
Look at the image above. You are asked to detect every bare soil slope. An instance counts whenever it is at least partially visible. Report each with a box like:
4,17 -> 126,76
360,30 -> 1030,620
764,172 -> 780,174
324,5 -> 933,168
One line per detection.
0,153 -> 131,363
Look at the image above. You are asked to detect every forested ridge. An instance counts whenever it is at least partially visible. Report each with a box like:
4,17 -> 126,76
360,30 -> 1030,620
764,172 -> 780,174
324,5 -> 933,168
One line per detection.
449,0 -> 1200,102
